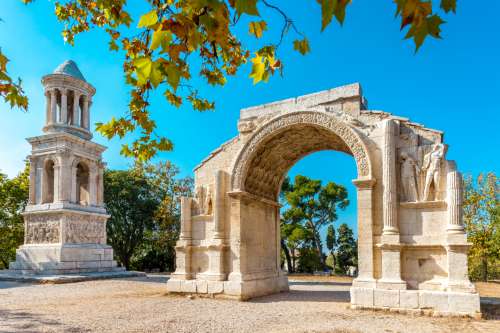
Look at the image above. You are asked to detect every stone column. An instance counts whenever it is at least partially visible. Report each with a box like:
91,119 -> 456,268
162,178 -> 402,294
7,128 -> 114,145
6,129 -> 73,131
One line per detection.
28,157 -> 37,204
50,89 -> 57,124
379,119 -> 406,290
45,91 -> 51,126
446,163 -> 464,234
53,161 -> 60,203
82,96 -> 89,129
172,197 -> 193,280
213,170 -> 225,240
352,178 -> 377,288
60,89 -> 68,124
73,92 -> 81,126
98,164 -> 104,206
382,119 -> 398,235
70,162 -> 78,203
57,153 -> 72,203
179,197 -> 192,241
89,165 -> 98,206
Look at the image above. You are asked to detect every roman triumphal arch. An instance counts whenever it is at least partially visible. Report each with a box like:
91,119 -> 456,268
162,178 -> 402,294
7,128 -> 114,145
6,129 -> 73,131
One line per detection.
167,83 -> 480,316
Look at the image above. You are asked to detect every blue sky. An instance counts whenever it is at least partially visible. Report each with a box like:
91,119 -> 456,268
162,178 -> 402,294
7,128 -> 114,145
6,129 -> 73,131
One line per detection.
1,1 -> 499,240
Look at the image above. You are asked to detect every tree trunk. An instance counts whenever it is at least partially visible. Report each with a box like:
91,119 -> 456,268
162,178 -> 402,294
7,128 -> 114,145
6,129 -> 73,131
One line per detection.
482,255 -> 488,282
308,221 -> 325,269
281,239 -> 293,273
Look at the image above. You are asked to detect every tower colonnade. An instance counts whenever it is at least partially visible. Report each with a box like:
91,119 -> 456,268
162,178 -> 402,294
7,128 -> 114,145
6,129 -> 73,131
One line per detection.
44,88 -> 92,129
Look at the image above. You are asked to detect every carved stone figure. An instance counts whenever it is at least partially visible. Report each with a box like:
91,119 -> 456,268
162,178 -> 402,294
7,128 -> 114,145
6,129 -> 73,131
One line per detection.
194,185 -> 205,215
422,143 -> 445,201
400,151 -> 420,202
204,186 -> 213,215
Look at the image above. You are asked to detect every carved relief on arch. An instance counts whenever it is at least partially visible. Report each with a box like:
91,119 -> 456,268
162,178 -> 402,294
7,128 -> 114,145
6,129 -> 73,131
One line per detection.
231,111 -> 372,197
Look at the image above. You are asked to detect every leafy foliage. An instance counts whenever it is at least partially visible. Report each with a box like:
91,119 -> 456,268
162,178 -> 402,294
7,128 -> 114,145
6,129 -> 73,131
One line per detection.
0,49 -> 28,111
6,0 -> 457,162
463,173 -> 500,281
280,175 -> 348,271
104,162 -> 193,271
335,223 -> 357,274
0,163 -> 29,269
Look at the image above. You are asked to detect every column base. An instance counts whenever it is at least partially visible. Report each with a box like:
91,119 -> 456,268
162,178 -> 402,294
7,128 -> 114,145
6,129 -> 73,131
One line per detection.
350,286 -> 481,317
167,274 -> 289,300
377,279 -> 407,290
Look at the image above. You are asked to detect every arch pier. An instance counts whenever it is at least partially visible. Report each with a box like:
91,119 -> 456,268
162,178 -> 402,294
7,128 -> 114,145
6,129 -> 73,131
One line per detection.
167,83 -> 480,317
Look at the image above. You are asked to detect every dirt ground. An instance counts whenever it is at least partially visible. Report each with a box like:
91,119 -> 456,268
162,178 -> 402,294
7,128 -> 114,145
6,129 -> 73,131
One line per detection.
0,275 -> 499,333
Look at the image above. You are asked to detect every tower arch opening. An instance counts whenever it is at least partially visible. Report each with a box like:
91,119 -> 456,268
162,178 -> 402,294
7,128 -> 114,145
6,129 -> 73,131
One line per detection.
42,158 -> 55,204
76,162 -> 90,205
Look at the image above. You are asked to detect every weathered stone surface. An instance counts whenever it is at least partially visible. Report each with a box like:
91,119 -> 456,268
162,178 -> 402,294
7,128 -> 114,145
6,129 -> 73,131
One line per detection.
162,83 -> 479,316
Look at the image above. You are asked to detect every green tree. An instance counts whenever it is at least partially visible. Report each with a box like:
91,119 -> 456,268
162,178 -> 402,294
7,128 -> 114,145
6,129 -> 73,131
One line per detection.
133,161 -> 193,271
335,223 -> 357,274
463,173 -> 500,281
6,0 -> 457,160
282,175 -> 348,269
326,224 -> 336,269
0,163 -> 29,269
104,167 -> 159,269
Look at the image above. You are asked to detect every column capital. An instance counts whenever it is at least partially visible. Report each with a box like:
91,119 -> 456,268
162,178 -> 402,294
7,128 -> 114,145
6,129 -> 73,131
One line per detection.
352,177 -> 376,189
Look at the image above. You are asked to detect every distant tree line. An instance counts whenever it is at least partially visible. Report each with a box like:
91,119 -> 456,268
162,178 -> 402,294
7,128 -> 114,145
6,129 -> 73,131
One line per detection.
0,165 -> 498,281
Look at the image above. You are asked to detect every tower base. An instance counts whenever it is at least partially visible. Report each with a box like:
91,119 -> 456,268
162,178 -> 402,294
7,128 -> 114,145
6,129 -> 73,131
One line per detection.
8,243 -> 124,275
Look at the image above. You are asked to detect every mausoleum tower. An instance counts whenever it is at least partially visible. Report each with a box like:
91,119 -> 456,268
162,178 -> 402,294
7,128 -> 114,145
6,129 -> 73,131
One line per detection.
8,60 -> 122,275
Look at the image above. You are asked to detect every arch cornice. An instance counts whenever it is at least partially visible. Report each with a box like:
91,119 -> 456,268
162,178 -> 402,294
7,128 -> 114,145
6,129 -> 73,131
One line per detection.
231,110 -> 373,192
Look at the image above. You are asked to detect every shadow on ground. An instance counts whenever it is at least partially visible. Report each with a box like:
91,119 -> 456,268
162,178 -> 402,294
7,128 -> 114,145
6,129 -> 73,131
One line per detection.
251,289 -> 351,303
0,309 -> 87,333
289,280 -> 352,287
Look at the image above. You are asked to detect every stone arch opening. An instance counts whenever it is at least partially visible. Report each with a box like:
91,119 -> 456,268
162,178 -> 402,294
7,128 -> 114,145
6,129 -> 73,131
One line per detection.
226,111 -> 375,297
76,162 -> 90,205
232,112 -> 373,198
42,158 -> 55,204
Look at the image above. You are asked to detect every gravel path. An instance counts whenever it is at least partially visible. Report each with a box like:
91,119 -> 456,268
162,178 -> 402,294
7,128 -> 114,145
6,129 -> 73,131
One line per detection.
0,276 -> 498,333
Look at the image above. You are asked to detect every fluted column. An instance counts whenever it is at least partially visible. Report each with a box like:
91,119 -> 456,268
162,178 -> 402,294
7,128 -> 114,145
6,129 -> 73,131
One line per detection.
81,96 -> 89,129
382,119 -> 398,235
28,157 -> 37,204
179,197 -> 192,240
73,92 -> 81,126
447,168 -> 464,234
213,170 -> 225,240
171,197 -> 193,280
50,89 -> 57,124
57,153 -> 72,203
98,164 -> 104,206
60,89 -> 68,124
53,162 -> 60,203
89,165 -> 98,206
44,91 -> 51,126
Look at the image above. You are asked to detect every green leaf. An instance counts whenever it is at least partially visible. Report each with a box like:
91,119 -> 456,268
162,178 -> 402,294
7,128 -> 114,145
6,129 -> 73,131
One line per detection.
150,29 -> 172,51
249,54 -> 265,84
293,38 -> 310,55
150,61 -> 163,88
234,0 -> 259,16
137,10 -> 158,28
133,57 -> 153,85
320,0 -> 350,31
166,65 -> 181,90
440,0 -> 456,13
249,21 -> 267,38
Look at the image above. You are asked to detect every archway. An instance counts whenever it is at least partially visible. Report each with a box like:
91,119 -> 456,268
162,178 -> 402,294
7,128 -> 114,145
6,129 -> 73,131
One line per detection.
168,84 -> 479,316
227,112 -> 375,298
